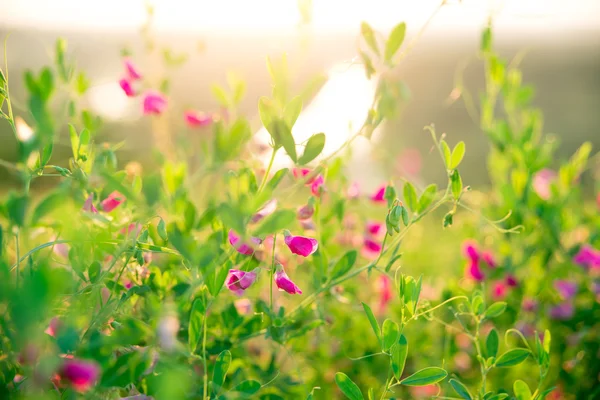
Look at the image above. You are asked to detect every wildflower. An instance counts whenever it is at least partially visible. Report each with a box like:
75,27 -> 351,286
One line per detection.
274,264 -> 302,294
466,260 -> 484,282
532,169 -> 556,200
370,185 -> 386,203
362,237 -> 382,260
549,302 -> 574,320
481,251 -> 497,268
310,175 -> 325,197
53,242 -> 69,258
234,299 -> 252,315
101,191 -> 125,212
142,91 -> 168,115
297,204 -> 314,220
505,274 -> 518,287
573,245 -> 600,269
45,317 -> 63,337
283,230 -> 318,257
120,223 -> 142,237
366,221 -> 384,237
59,359 -> 100,392
347,182 -> 360,199
251,199 -> 277,223
492,281 -> 507,299
225,268 -> 259,295
123,58 -> 142,81
462,240 -> 479,262
377,275 -> 393,314
554,280 -> 578,299
184,110 -> 212,128
292,168 -> 316,184
522,297 -> 538,312
82,194 -> 98,213
228,230 -> 262,256
119,78 -> 135,97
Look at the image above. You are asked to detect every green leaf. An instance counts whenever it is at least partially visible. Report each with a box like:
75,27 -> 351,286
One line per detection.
258,96 -> 278,135
335,372 -> 364,400
391,334 -> 408,379
298,133 -> 325,165
38,67 -> 54,100
30,191 -> 63,225
361,302 -> 381,346
75,72 -> 90,95
39,142 -> 53,167
88,261 -> 101,284
283,96 -> 303,128
484,302 -> 507,319
254,209 -> 295,237
450,141 -> 466,169
417,184 -> 437,213
188,298 -> 205,352
157,218 -> 168,241
451,170 -> 463,200
206,265 -> 229,297
0,67 -> 6,85
495,349 -> 530,367
400,367 -> 448,386
212,350 -> 232,396
360,22 -> 379,56
232,380 -> 261,395
384,22 -> 406,63
543,329 -> 551,354
442,211 -> 453,228
267,168 -> 289,191
381,319 -> 399,351
6,192 -> 28,227
211,84 -> 230,108
403,182 -> 417,212
217,203 -> 245,235
69,124 -> 79,159
330,250 -> 357,280
77,128 -> 90,159
449,379 -> 472,400
269,119 -> 297,162
487,395 -> 509,400
486,328 -> 499,358
440,140 -> 451,168
513,380 -> 532,400
481,26 -> 492,54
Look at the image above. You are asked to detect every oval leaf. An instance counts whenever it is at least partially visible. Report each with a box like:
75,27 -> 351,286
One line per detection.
400,367 -> 448,386
391,334 -> 408,379
450,141 -> 465,169
449,378 -> 472,400
233,380 -> 261,395
361,302 -> 381,346
188,299 -> 205,353
284,96 -> 303,128
212,350 -> 232,395
486,328 -> 499,358
330,250 -> 357,280
298,133 -> 325,165
384,22 -> 406,63
403,182 -> 418,212
335,372 -> 364,400
382,319 -> 400,351
360,22 -> 379,56
513,380 -> 532,400
495,348 -> 530,368
484,302 -> 507,319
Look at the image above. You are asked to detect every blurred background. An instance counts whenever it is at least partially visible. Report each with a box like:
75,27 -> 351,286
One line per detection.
1,0 -> 599,191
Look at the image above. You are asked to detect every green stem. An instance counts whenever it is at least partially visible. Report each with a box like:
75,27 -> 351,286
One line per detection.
14,231 -> 19,288
257,147 -> 278,194
270,234 -> 277,313
203,314 -> 209,400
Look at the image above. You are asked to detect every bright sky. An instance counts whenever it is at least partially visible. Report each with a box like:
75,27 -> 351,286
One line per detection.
1,0 -> 599,35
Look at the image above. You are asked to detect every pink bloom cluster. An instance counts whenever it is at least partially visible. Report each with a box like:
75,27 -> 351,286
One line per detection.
293,168 -> 324,197
362,221 -> 384,260
573,244 -> 600,270
461,240 -> 516,299
82,191 -> 125,214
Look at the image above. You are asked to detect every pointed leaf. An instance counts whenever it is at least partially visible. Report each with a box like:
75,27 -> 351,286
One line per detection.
157,218 -> 168,241
484,302 -> 507,319
283,96 -> 303,128
495,349 -> 530,367
513,380 -> 532,400
267,168 -> 289,191
212,350 -> 232,396
232,380 -> 261,395
360,22 -> 379,56
403,182 -> 417,212
335,372 -> 364,400
384,22 -> 406,63
486,328 -> 499,358
361,302 -> 381,345
330,250 -> 357,280
298,133 -> 325,165
417,184 -> 437,213
440,140 -> 452,168
450,141 -> 465,169
391,334 -> 408,379
449,379 -> 472,400
382,319 -> 399,351
188,298 -> 205,353
400,367 -> 447,386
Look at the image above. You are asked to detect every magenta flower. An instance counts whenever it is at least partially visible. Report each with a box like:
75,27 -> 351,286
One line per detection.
573,245 -> 600,269
60,359 -> 100,392
554,280 -> 578,299
492,281 -> 507,300
362,237 -> 382,260
120,223 -> 142,237
119,78 -> 136,97
481,251 -> 497,268
228,230 -> 262,255
82,194 -> 98,213
44,317 -> 63,338
184,110 -> 212,128
466,260 -> 484,282
310,175 -> 325,197
297,204 -> 314,220
283,231 -> 318,257
377,275 -> 393,314
370,185 -> 386,203
366,221 -> 384,236
142,91 -> 168,115
505,274 -> 518,287
532,169 -> 556,200
292,168 -> 316,184
274,264 -> 302,294
251,199 -> 277,223
124,58 -> 142,81
101,191 -> 125,212
462,240 -> 479,262
225,268 -> 259,295
549,302 -> 574,320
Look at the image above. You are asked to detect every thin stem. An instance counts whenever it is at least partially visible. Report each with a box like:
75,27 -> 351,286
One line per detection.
15,231 -> 19,288
258,147 -> 278,194
270,234 -> 277,313
202,314 -> 209,400
409,296 -> 468,320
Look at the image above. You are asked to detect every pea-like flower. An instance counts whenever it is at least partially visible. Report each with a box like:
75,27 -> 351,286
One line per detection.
274,264 -> 302,294
573,245 -> 600,269
228,230 -> 262,255
60,359 -> 100,392
226,268 -> 259,295
283,230 -> 318,257
310,175 -> 325,197
101,191 -> 125,212
184,110 -> 212,128
251,199 -> 277,223
297,204 -> 314,220
554,280 -> 578,299
119,78 -> 136,97
82,194 -> 98,213
123,58 -> 142,81
142,91 -> 168,115
370,185 -> 386,203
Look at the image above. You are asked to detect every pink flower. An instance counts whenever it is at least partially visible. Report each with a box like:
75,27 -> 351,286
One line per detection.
292,168 -> 316,184
505,274 -> 518,287
310,175 -> 325,197
300,219 -> 316,231
573,245 -> 600,269
251,199 -> 277,223
377,275 -> 393,314
225,268 -> 259,295
228,230 -> 262,256
492,281 -> 507,299
347,182 -> 360,199
53,242 -> 69,258
366,221 -> 384,237
462,240 -> 479,262
466,260 -> 484,282
410,385 -> 438,398
554,280 -> 578,299
124,58 -> 142,81
120,223 -> 142,237
283,231 -> 318,257
274,264 -> 302,294
370,185 -> 386,203
362,237 -> 382,259
101,191 -> 125,212
184,110 -> 212,128
481,251 -> 497,268
60,359 -> 100,392
549,302 -> 574,320
119,78 -> 136,97
45,317 -> 62,337
522,297 -> 538,312
142,91 -> 168,115
532,169 -> 556,200
82,194 -> 98,213
297,204 -> 314,220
